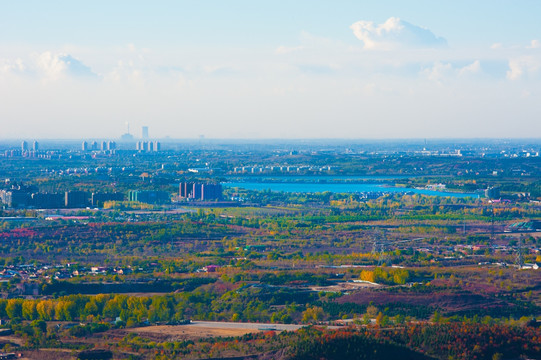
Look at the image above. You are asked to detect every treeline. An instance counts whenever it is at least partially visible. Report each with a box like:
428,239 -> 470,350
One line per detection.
315,301 -> 435,320
0,282 -> 311,325
289,324 -> 541,360
359,267 -> 410,285
41,278 -> 214,295
376,323 -> 541,360
289,327 -> 434,360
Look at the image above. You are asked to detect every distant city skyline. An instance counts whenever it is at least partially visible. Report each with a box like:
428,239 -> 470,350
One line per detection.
1,1 -> 540,139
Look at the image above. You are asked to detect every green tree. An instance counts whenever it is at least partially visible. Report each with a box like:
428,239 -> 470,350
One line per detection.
22,301 -> 37,320
6,299 -> 22,319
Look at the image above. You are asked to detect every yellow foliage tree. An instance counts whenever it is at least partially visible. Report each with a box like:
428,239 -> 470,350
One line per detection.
360,270 -> 375,282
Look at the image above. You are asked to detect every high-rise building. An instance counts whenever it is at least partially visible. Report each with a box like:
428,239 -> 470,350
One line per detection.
91,141 -> 98,150
65,191 -> 89,208
32,141 -> 39,151
0,189 -> 31,208
128,190 -> 169,204
107,141 -> 116,150
82,141 -> 88,151
201,183 -> 222,201
100,141 -> 107,151
120,122 -> 134,141
136,141 -> 161,152
192,184 -> 202,199
142,126 -> 149,139
179,182 -> 194,198
21,141 -> 28,152
179,182 -> 222,201
32,193 -> 64,208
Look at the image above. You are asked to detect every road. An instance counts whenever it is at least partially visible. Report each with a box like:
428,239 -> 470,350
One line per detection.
188,321 -> 305,331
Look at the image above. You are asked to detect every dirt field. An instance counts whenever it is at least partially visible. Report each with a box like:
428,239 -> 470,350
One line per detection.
126,324 -> 261,341
17,348 -> 76,360
310,281 -> 381,292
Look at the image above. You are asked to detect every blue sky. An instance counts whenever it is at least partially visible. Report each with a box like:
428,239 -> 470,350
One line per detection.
1,1 -> 540,139
3,1 -> 540,47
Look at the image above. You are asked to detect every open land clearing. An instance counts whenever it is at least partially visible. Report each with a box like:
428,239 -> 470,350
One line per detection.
309,280 -> 381,292
125,321 -> 304,341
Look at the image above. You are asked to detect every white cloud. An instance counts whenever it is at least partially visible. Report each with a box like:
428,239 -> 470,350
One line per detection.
422,61 -> 453,82
28,52 -> 97,80
58,54 -> 96,77
350,17 -> 446,50
0,37 -> 540,139
422,60 -> 481,82
36,52 -> 68,80
491,40 -> 541,51
458,60 -> 481,76
507,56 -> 541,80
527,39 -> 541,49
106,60 -> 144,83
0,58 -> 26,75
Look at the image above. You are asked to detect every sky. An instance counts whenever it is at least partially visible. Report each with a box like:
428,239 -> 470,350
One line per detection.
1,0 -> 540,139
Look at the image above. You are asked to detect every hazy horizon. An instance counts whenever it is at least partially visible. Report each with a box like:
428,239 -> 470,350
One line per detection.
2,137 -> 541,144
1,137 -> 541,141
1,1 -> 540,139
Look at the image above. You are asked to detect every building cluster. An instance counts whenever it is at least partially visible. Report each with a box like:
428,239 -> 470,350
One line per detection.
21,140 -> 39,152
0,186 -> 124,208
416,149 -> 541,158
233,165 -> 336,173
1,182 -> 224,208
417,149 -> 463,157
179,182 -> 222,201
504,221 -> 541,233
82,140 -> 162,152
2,150 -> 52,159
81,141 -> 116,151
0,263 -> 148,289
136,141 -> 161,152
2,141 -> 48,158
128,190 -> 170,204
424,183 -> 447,191
356,191 -> 389,200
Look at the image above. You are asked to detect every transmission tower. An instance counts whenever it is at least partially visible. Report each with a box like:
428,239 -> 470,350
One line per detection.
488,205 -> 495,254
462,206 -> 467,235
377,243 -> 390,266
371,230 -> 390,266
515,234 -> 524,269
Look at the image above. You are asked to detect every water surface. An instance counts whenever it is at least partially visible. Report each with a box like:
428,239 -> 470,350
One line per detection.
223,181 -> 478,198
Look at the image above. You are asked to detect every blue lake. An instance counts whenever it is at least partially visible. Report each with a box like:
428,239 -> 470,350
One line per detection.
223,182 -> 479,198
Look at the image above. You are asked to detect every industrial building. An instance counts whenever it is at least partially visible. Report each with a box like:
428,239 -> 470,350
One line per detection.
128,190 -> 170,204
65,191 -> 89,208
179,182 -> 222,201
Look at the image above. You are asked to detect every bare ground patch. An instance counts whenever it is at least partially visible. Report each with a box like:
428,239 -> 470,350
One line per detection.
124,324 -> 261,341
